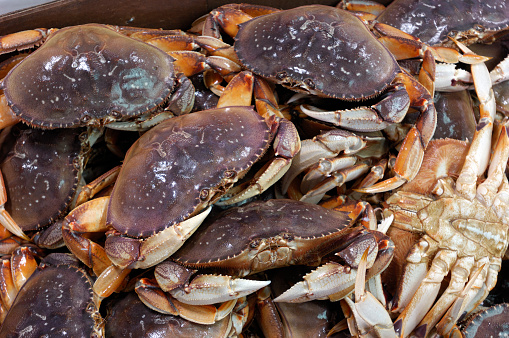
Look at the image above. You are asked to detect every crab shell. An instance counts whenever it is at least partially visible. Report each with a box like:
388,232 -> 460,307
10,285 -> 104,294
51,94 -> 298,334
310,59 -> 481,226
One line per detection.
0,126 -> 88,231
1,24 -> 176,128
105,106 -> 273,242
0,253 -> 103,336
172,198 -> 359,277
377,0 -> 509,46
234,5 -> 399,100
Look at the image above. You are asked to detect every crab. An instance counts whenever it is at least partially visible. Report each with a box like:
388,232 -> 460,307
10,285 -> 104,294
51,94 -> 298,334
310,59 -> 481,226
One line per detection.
134,198 -> 394,321
0,253 -> 103,336
196,4 -> 492,194
62,104 -> 300,302
376,0 -> 509,48
0,125 -> 97,248
376,0 -> 509,90
0,23 -> 202,131
382,43 -> 509,337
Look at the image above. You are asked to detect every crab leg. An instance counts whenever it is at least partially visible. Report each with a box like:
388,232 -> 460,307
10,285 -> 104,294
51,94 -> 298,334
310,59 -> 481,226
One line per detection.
490,55 -> 509,85
300,156 -> 358,193
0,170 -> 29,241
0,96 -> 20,130
0,28 -> 54,54
281,129 -> 366,194
371,22 -> 489,65
393,248 -> 457,337
299,74 -> 411,131
455,41 -> 497,200
135,278 -> 229,325
411,256 -> 474,337
62,197 -> 112,277
357,72 -> 437,193
342,248 -> 397,338
300,162 -> 370,204
476,124 -> 509,207
274,230 -> 393,303
215,71 -> 301,205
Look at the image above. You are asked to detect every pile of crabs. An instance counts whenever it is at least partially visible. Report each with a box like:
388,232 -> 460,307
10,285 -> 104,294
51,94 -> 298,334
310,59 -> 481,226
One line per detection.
0,0 -> 507,336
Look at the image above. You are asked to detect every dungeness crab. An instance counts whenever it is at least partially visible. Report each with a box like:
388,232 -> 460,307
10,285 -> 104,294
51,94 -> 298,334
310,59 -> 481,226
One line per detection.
0,24 -> 198,130
135,199 -> 394,323
62,105 -> 300,303
198,4 -> 488,193
383,43 -> 509,337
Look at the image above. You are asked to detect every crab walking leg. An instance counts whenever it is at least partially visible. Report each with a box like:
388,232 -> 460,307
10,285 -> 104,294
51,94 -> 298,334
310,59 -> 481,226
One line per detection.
0,170 -> 29,241
357,72 -> 437,193
460,256 -> 502,316
299,73 -> 411,131
490,55 -> 509,85
74,166 -> 120,208
300,156 -> 358,193
476,125 -> 509,207
393,249 -> 457,337
214,71 -> 301,205
299,162 -> 370,204
0,28 -> 54,54
343,248 -> 397,338
281,130 -> 366,194
434,263 -> 486,336
412,256 -> 475,338
371,22 -> 489,65
455,42 -> 497,200
390,236 -> 439,313
255,286 -> 285,338
0,96 -> 20,130
62,197 -> 112,277
492,174 -> 509,223
218,118 -> 300,205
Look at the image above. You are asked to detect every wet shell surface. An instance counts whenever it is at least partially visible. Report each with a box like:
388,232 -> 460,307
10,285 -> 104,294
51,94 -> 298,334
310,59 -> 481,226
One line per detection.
235,5 -> 399,100
2,24 -> 176,128
107,106 -> 272,237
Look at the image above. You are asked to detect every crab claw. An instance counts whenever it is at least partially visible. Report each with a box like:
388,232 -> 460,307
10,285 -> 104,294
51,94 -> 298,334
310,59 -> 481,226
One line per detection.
273,262 -> 357,303
275,231 -> 394,303
356,72 -> 436,193
169,274 -> 270,306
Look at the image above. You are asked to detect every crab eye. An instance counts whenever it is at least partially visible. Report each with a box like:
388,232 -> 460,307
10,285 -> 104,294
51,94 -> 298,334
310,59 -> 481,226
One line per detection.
110,110 -> 122,118
80,114 -> 91,123
250,239 -> 261,248
276,71 -> 288,80
223,170 -> 236,179
304,78 -> 315,89
282,233 -> 294,241
199,189 -> 210,200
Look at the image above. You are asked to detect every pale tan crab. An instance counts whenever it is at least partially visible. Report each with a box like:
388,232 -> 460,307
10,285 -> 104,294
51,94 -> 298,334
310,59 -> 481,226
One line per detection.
383,42 -> 509,337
